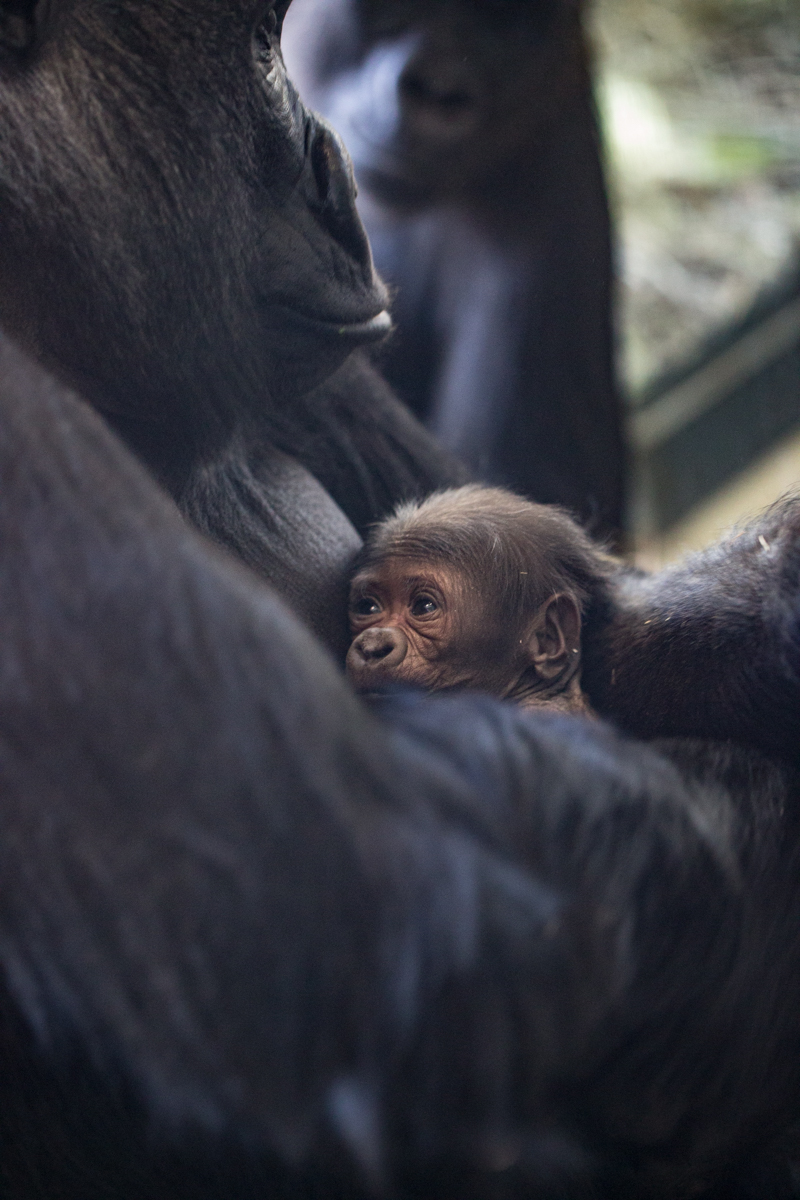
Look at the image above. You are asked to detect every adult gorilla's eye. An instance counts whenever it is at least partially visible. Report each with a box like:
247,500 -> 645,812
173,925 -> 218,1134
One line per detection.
353,596 -> 382,616
411,595 -> 439,617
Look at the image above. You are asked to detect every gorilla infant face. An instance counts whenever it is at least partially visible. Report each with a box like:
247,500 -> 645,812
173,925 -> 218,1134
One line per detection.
346,487 -> 608,710
347,557 -> 527,695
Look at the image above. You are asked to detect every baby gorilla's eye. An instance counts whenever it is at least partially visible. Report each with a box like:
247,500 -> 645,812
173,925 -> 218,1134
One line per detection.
411,594 -> 439,617
353,596 -> 382,616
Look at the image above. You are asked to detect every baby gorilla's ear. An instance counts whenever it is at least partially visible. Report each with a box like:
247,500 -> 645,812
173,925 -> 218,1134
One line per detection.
526,593 -> 582,681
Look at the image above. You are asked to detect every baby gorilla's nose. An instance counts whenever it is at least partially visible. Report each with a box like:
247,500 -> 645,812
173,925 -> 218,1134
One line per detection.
346,627 -> 408,681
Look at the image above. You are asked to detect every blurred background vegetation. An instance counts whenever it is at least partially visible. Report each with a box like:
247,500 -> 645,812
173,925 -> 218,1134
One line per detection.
595,0 -> 800,388
592,0 -> 800,559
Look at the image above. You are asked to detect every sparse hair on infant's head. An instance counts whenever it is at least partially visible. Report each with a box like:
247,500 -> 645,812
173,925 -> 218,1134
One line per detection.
346,484 -> 614,713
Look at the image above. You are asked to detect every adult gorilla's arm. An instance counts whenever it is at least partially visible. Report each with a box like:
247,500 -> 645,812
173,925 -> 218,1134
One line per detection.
0,335 -> 793,1197
583,504 -> 800,764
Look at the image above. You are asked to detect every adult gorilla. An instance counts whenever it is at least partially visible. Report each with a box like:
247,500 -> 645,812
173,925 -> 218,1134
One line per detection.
1,2 -> 800,1199
0,0 -> 462,653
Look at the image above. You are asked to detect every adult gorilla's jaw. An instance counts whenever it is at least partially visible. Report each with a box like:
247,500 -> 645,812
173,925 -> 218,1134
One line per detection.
257,256 -> 392,400
261,305 -> 392,402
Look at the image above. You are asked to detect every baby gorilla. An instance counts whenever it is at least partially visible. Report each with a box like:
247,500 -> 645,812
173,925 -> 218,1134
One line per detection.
346,485 -> 613,714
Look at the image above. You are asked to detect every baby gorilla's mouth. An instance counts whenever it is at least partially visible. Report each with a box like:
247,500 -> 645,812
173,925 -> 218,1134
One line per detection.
346,626 -> 408,687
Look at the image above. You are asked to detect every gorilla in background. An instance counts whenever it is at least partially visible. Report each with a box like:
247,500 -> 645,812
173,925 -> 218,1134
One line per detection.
2,0 -> 800,1197
282,0 -> 626,542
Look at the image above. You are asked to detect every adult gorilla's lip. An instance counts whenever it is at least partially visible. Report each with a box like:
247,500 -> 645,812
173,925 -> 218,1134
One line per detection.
273,305 -> 393,345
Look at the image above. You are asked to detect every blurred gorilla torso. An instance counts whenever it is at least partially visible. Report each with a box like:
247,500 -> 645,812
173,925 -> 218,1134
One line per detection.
283,0 -> 626,541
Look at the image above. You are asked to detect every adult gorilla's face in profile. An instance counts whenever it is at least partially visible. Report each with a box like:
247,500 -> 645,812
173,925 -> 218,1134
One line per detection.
0,0 -> 389,464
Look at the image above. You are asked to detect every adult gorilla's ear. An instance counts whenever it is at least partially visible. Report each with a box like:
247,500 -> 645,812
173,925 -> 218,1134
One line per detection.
526,593 -> 582,682
0,0 -> 47,54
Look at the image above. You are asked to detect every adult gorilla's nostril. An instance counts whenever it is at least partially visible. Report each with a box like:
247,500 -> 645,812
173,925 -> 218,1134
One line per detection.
310,125 -> 350,208
346,627 -> 409,677
307,122 -> 373,270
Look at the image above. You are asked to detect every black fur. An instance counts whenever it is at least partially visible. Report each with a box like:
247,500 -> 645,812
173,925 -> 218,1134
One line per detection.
583,498 -> 800,765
